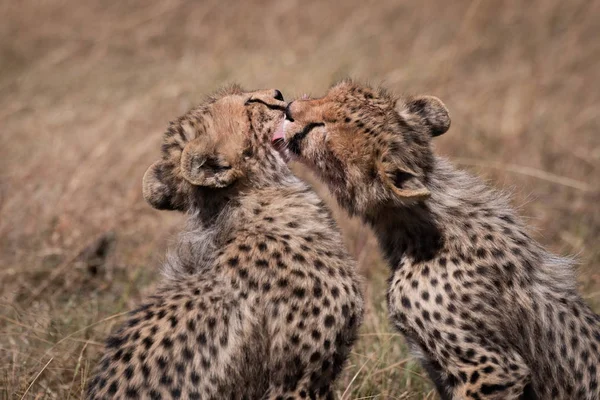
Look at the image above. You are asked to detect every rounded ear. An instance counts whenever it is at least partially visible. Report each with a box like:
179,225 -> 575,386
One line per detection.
180,137 -> 241,188
406,95 -> 451,137
142,160 -> 187,211
379,164 -> 431,202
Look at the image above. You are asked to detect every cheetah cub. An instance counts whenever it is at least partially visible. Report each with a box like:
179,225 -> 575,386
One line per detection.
87,86 -> 363,400
276,80 -> 600,400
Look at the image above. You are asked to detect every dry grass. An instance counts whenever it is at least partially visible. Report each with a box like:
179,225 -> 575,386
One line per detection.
1,0 -> 599,398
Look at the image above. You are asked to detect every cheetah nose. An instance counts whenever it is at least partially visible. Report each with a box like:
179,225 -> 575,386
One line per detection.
285,102 -> 295,122
273,90 -> 284,101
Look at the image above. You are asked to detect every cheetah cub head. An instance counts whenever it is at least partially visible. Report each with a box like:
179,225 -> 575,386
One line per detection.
143,86 -> 287,212
275,80 -> 450,217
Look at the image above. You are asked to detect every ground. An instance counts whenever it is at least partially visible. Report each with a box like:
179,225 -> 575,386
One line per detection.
0,1 -> 598,399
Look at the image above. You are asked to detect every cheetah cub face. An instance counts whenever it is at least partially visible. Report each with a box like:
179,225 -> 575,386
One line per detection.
275,80 -> 450,217
144,86 -> 287,212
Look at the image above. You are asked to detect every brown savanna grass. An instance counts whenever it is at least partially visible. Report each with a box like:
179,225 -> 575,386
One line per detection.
1,0 -> 598,398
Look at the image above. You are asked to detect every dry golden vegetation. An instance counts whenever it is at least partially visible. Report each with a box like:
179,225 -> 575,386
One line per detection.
1,0 -> 599,398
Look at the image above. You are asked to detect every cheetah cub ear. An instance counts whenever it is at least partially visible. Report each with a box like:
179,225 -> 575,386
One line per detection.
179,136 -> 242,188
380,163 -> 431,202
405,95 -> 451,137
142,133 -> 242,211
143,160 -> 188,211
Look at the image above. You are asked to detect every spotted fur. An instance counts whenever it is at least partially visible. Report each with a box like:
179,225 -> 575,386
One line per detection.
279,80 -> 600,400
87,86 -> 363,400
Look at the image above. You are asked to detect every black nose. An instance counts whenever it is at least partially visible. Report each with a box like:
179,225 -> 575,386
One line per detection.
285,102 -> 295,122
273,90 -> 284,101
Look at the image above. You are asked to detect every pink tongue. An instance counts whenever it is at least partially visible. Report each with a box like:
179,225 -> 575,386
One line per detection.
272,120 -> 285,142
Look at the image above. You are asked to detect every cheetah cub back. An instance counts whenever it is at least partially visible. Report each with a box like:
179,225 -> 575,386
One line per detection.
87,86 -> 363,400
277,80 -> 600,400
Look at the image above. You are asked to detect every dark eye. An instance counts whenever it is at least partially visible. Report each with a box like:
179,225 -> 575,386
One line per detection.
245,98 -> 286,111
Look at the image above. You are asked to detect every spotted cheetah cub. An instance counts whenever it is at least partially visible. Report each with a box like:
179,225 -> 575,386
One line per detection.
276,80 -> 600,400
87,86 -> 363,400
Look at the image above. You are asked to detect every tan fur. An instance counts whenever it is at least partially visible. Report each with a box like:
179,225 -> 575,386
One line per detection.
87,86 -> 364,400
280,80 -> 600,400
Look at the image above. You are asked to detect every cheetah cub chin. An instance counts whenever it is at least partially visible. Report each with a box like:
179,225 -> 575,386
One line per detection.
87,86 -> 363,400
277,80 -> 600,400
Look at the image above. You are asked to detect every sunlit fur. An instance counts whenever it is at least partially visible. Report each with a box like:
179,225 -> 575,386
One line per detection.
88,87 -> 363,400
281,80 -> 600,400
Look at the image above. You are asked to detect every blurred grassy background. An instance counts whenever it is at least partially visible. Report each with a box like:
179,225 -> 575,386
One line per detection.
1,0 -> 599,398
